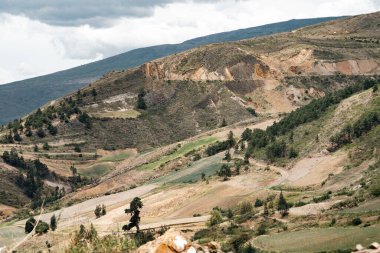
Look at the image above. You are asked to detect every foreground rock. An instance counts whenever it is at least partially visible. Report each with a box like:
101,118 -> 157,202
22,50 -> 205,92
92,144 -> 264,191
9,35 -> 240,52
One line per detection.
137,229 -> 222,253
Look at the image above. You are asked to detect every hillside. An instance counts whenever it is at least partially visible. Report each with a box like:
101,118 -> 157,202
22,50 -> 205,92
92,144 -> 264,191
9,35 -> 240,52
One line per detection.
2,72 -> 379,253
0,17 -> 342,125
2,12 -> 378,151
1,12 -> 380,253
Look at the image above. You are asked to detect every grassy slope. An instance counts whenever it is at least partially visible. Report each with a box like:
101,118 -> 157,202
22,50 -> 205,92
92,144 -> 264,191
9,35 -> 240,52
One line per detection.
138,136 -> 218,170
253,225 -> 380,252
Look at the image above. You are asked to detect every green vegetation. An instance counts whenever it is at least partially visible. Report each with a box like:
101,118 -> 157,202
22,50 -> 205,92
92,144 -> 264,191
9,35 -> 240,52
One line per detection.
94,204 -> 106,218
208,209 -> 223,226
330,111 -> 380,151
50,214 -> 57,231
123,197 -> 143,232
100,151 -> 132,162
139,137 -> 217,170
136,89 -> 147,110
81,163 -> 114,178
243,79 -> 380,162
253,226 -> 380,253
35,221 -> 49,235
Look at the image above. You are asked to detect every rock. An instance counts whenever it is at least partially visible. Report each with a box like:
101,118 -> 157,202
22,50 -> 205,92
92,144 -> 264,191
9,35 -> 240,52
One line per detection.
356,244 -> 365,251
370,242 -> 380,249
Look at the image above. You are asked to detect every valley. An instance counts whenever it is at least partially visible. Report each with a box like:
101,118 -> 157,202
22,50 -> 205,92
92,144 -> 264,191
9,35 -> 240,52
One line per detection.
0,11 -> 380,253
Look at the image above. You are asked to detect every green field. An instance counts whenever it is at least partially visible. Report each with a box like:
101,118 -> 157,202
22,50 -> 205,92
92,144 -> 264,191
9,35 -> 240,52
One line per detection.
253,225 -> 380,253
138,136 -> 218,171
150,153 -> 224,184
100,151 -> 132,162
81,162 -> 114,178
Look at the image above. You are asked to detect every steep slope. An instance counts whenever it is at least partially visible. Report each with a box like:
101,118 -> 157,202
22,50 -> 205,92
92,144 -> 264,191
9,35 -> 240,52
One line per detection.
0,17 -> 342,125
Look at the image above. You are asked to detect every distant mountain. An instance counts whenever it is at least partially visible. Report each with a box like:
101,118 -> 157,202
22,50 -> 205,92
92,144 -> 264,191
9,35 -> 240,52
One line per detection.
0,16 -> 342,125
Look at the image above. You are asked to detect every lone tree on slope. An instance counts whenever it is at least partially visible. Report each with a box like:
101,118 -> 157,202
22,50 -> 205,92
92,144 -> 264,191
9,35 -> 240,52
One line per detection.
123,197 -> 143,233
277,191 -> 289,217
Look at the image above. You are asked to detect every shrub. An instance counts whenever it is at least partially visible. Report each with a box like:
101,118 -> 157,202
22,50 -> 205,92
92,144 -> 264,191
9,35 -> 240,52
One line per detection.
35,221 -> 49,235
256,223 -> 266,235
351,217 -> 362,226
240,201 -> 253,214
208,209 -> 223,226
370,182 -> 380,197
254,199 -> 263,207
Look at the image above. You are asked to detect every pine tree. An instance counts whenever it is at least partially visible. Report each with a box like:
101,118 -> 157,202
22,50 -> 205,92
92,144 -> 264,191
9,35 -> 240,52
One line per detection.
94,205 -> 102,218
123,197 -> 143,232
277,191 -> 289,217
101,204 -> 106,216
220,118 -> 227,127
50,214 -> 57,231
43,142 -> 50,150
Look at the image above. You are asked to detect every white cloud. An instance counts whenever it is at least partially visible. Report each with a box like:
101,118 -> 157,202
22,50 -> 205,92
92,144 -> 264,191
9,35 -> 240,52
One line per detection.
0,0 -> 379,84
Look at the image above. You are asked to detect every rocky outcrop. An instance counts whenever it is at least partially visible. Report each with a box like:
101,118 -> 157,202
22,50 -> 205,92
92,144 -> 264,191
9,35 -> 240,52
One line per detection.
137,229 -> 222,253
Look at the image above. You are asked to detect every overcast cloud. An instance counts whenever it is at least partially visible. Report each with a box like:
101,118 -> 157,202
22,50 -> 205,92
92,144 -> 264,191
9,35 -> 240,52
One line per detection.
0,0 -> 379,84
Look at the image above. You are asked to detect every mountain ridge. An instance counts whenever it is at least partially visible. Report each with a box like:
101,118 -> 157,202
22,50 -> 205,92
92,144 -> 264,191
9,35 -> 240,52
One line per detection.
0,16 -> 342,125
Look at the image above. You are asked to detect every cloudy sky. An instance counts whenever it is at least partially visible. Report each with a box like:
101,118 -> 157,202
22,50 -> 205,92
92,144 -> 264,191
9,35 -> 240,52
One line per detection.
0,0 -> 379,84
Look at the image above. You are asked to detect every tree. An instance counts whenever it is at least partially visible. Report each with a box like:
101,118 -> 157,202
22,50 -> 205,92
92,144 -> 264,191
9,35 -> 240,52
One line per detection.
123,197 -> 143,232
74,144 -> 81,153
227,131 -> 236,148
101,204 -> 106,216
50,214 -> 57,231
13,133 -> 22,142
36,128 -> 46,138
33,144 -> 39,152
277,191 -> 289,217
218,164 -> 232,179
35,221 -> 49,235
79,112 -> 92,129
70,165 -> 77,176
373,85 -> 378,93
43,142 -> 50,151
201,172 -> 206,181
288,147 -> 298,158
47,123 -> 58,135
136,89 -> 147,110
25,217 -> 36,233
220,118 -> 227,127
94,205 -> 102,218
91,88 -> 97,97
224,150 -> 231,161
246,107 -> 257,116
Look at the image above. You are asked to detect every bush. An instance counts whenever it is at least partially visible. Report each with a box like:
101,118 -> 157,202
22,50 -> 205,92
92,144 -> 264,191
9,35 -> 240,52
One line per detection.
240,244 -> 257,253
208,209 -> 223,226
35,221 -> 49,235
240,201 -> 253,214
370,182 -> 380,196
351,217 -> 362,226
256,223 -> 266,235
254,199 -> 263,207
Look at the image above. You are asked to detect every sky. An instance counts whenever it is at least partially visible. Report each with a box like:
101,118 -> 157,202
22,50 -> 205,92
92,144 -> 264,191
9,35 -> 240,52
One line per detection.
0,0 -> 379,84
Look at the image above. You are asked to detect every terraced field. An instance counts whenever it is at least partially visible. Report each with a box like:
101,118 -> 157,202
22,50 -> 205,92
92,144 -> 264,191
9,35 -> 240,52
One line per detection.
253,225 -> 380,252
